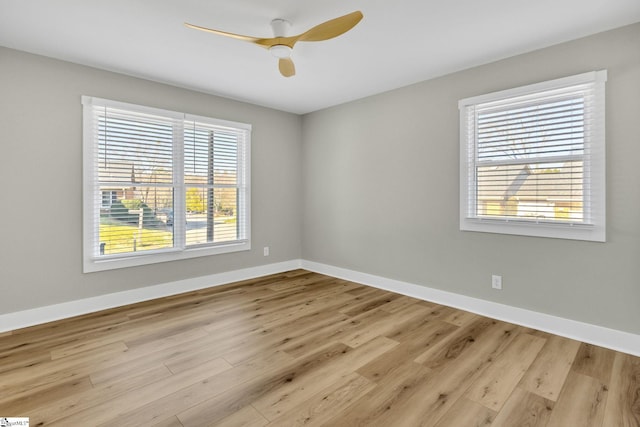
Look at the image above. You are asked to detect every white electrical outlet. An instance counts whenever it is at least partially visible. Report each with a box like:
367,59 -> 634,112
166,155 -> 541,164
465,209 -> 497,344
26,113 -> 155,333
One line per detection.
263,246 -> 270,256
492,275 -> 502,290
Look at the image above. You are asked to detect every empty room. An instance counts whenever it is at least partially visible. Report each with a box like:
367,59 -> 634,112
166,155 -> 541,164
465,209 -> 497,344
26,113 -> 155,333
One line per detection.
1,1 -> 639,426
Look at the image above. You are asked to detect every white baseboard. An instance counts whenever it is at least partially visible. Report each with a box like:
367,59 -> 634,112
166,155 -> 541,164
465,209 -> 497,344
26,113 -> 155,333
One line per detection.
3,258 -> 639,357
0,260 -> 302,333
301,260 -> 640,357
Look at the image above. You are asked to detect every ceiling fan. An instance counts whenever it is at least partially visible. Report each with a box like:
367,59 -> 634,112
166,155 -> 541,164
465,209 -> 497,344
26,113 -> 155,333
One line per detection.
185,11 -> 363,78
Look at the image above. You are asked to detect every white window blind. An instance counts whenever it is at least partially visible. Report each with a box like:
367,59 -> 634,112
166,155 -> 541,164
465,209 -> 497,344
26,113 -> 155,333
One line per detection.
83,97 -> 251,272
183,116 -> 249,247
459,71 -> 606,242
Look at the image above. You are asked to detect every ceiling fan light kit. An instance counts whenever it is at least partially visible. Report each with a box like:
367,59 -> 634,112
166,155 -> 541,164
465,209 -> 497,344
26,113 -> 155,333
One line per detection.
185,11 -> 363,77
270,44 -> 292,59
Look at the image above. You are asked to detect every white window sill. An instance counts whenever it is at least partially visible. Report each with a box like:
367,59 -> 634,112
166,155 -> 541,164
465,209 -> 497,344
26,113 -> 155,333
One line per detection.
460,217 -> 605,242
83,241 -> 251,273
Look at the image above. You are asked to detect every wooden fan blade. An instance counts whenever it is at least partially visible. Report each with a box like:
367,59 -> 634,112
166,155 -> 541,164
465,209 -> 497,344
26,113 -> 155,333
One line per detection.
296,11 -> 363,42
186,22 -> 295,49
185,22 -> 264,44
279,58 -> 296,77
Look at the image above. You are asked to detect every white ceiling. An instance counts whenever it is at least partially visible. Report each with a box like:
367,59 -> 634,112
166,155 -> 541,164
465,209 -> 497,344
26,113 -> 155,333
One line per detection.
2,1 -> 639,114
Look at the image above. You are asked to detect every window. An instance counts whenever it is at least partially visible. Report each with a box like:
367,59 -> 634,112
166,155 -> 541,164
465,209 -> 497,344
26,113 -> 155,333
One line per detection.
459,71 -> 606,241
83,97 -> 251,272
101,190 -> 118,207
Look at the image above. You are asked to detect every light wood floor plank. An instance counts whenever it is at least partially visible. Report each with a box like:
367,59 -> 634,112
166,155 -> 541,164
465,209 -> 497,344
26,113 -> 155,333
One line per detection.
50,357 -> 233,426
546,371 -> 608,427
602,352 -> 640,426
220,308 -> 357,365
176,341 -> 356,426
571,342 -> 617,384
340,303 -> 431,347
378,294 -> 421,313
264,372 -> 375,427
518,334 -> 581,401
0,351 -> 54,377
324,360 -> 433,426
432,397 -> 495,427
164,344 -> 236,374
102,361 -> 237,426
88,327 -> 211,385
0,374 -> 94,416
413,316 -> 499,367
375,304 -> 453,343
344,321 -> 524,427
150,415 -> 185,427
0,341 -> 130,403
212,405 -> 269,427
339,291 -> 401,316
25,364 -> 174,426
465,333 -> 546,411
279,306 -> 391,359
357,319 -> 457,381
490,387 -> 554,427
2,312 -> 131,355
442,309 -> 480,327
253,336 -> 398,420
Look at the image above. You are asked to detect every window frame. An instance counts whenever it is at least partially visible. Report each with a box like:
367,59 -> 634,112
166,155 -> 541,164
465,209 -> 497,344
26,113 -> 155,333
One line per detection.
458,71 -> 606,242
82,96 -> 251,273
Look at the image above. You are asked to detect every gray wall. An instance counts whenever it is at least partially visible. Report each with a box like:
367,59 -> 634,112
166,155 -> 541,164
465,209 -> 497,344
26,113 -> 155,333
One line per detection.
0,47 -> 302,314
302,23 -> 640,334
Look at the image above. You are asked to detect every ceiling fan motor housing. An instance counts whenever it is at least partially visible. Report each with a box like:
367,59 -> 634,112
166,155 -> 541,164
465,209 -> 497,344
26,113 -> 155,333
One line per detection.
270,18 -> 291,37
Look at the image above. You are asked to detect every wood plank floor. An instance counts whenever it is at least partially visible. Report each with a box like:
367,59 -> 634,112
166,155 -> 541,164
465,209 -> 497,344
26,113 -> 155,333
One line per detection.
1,270 -> 639,426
